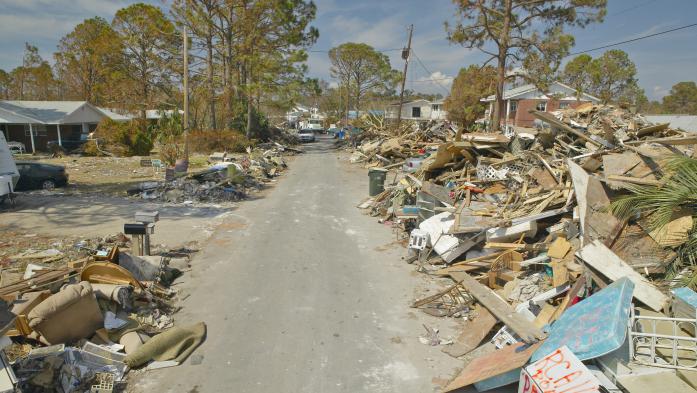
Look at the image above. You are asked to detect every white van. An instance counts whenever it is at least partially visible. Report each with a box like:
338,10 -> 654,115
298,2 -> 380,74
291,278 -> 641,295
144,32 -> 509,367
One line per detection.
0,131 -> 19,203
299,118 -> 324,133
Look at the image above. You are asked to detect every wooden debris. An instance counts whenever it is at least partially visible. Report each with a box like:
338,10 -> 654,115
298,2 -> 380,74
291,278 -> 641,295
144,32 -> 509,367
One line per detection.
449,271 -> 547,343
577,240 -> 669,312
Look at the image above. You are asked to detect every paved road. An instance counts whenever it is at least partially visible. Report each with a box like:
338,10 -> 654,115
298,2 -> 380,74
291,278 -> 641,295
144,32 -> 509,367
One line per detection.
135,136 -> 464,393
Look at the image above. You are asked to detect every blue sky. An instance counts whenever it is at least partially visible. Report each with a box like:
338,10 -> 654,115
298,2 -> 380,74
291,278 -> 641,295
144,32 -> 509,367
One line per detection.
1,0 -> 696,100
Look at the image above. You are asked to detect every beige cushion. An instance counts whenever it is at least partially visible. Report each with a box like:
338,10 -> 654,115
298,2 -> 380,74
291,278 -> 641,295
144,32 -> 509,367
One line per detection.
27,281 -> 104,345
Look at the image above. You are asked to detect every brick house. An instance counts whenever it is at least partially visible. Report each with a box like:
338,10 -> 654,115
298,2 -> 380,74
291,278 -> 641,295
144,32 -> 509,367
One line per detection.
481,81 -> 600,128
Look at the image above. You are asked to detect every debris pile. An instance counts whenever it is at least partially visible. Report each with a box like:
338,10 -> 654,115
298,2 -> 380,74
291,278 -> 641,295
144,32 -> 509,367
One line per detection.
353,105 -> 697,392
131,142 -> 299,204
0,230 -> 204,392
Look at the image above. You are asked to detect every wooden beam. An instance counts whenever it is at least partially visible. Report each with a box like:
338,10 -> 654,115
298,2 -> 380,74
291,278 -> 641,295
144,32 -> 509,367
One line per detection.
450,271 -> 547,343
577,240 -> 669,312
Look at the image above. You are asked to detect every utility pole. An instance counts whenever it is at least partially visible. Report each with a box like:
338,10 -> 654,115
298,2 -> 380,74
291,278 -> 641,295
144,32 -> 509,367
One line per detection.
345,83 -> 349,128
182,2 -> 190,164
396,24 -> 413,127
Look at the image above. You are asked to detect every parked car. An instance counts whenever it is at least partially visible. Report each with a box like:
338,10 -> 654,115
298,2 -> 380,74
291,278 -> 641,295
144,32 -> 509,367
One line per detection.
14,161 -> 69,191
327,127 -> 341,137
297,129 -> 316,143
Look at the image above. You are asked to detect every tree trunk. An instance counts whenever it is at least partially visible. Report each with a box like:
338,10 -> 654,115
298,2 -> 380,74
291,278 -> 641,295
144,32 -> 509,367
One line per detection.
491,0 -> 512,132
206,32 -> 217,130
243,62 -> 254,138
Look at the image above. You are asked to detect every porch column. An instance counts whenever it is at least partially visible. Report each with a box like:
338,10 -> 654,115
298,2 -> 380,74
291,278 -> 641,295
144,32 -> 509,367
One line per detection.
56,124 -> 62,147
488,101 -> 494,127
29,123 -> 36,153
505,99 -> 511,130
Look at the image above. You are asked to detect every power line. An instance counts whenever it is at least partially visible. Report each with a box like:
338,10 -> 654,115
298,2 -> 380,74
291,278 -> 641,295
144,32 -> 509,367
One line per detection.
607,0 -> 657,17
567,22 -> 697,57
409,77 -> 454,83
410,50 -> 452,95
308,47 -> 401,53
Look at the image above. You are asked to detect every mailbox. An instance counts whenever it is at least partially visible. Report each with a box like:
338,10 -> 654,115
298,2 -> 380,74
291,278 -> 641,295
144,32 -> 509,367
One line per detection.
124,223 -> 147,235
135,211 -> 159,224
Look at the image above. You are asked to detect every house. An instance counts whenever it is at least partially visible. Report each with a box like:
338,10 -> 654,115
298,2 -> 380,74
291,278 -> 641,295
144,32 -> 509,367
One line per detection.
645,115 -> 697,133
482,81 -> 600,128
0,101 -> 126,153
385,99 -> 447,123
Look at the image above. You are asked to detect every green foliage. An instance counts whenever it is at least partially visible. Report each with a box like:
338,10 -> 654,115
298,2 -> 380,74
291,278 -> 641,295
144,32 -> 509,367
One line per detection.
150,111 -> 184,166
589,49 -> 640,104
446,0 -> 607,128
662,81 -> 697,114
8,43 -> 59,100
92,118 -> 154,157
112,3 -> 180,112
188,130 -> 255,153
444,65 -> 496,127
562,50 -> 644,105
562,54 -> 593,97
610,155 -> 697,283
54,17 -> 121,104
329,42 -> 400,111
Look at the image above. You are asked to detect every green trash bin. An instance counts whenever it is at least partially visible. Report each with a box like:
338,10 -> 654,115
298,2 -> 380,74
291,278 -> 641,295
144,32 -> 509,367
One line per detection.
368,168 -> 388,196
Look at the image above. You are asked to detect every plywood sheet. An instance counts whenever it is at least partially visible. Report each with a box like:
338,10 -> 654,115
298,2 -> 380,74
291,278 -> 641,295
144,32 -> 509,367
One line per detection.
444,342 -> 541,392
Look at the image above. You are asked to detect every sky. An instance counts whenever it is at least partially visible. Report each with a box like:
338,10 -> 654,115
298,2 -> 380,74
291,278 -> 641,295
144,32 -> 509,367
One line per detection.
0,0 -> 696,101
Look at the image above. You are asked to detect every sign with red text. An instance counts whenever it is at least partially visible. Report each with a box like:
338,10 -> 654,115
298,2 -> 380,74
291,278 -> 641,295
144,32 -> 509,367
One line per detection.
519,345 -> 599,393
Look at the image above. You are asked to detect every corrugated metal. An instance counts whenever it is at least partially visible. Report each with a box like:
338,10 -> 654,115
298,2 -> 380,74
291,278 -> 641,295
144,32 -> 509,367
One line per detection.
646,115 -> 697,132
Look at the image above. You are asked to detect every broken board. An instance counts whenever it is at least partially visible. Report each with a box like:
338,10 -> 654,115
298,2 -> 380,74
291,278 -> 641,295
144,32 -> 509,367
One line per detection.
577,240 -> 669,312
444,342 -> 541,392
442,305 -> 497,358
450,271 -> 547,343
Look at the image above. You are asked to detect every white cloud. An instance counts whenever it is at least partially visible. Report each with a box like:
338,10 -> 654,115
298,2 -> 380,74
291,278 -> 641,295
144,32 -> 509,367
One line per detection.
412,71 -> 453,95
652,85 -> 670,99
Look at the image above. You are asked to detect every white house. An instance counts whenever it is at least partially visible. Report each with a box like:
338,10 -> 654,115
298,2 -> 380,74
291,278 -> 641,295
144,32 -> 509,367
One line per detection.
385,99 -> 447,123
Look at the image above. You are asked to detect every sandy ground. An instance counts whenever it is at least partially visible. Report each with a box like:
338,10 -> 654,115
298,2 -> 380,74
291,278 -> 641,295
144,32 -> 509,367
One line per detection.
1,188 -> 244,249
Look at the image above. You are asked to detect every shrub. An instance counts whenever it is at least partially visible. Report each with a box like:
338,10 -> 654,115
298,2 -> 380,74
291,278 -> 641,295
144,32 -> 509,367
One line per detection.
91,118 -> 153,157
188,129 -> 255,153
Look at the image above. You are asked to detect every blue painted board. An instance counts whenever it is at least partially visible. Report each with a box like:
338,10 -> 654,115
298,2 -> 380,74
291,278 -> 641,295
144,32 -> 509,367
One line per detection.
531,277 -> 635,362
672,287 -> 697,307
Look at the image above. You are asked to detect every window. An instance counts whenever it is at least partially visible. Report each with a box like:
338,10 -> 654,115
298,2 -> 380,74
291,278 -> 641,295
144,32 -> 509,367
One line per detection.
431,104 -> 441,111
509,101 -> 518,112
559,102 -> 570,109
24,124 -> 47,137
536,101 -> 547,111
412,106 -> 421,118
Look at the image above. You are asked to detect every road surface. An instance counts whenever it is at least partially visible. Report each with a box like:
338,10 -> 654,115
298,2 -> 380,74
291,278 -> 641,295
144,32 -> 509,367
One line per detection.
134,136 -> 466,392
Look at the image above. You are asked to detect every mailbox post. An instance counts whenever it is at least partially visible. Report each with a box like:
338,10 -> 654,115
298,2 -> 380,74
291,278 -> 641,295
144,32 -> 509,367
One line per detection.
124,211 -> 160,256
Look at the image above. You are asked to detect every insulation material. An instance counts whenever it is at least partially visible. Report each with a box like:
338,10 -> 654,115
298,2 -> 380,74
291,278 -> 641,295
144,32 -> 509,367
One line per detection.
419,212 -> 470,263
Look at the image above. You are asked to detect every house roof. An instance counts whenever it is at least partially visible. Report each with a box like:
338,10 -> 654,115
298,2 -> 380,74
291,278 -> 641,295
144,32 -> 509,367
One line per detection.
0,101 -> 88,123
645,115 -> 697,132
388,99 -> 433,106
97,107 -> 133,122
0,100 -> 123,124
482,81 -> 599,102
0,107 -> 40,124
